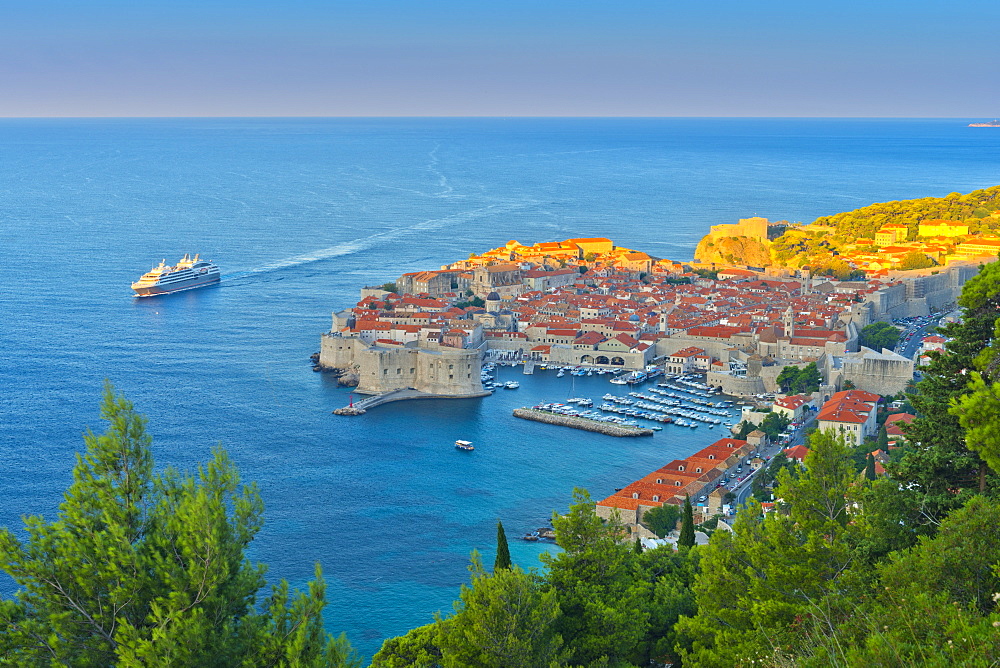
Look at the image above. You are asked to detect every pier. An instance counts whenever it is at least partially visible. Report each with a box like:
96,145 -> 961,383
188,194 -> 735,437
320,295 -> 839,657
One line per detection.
513,408 -> 654,437
334,387 -> 491,415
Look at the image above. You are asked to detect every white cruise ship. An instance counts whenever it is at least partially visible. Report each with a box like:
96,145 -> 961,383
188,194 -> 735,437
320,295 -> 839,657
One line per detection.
132,254 -> 221,297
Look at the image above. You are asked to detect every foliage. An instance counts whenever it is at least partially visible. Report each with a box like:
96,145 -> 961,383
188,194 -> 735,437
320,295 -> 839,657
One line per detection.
380,282 -> 398,293
541,489 -> 648,666
810,184 -> 1000,240
454,296 -> 485,309
370,624 -> 442,668
676,430 -> 857,667
494,521 -> 511,571
678,497 -> 695,548
0,382 -> 357,668
859,321 -> 901,351
750,451 -> 797,502
437,555 -> 566,668
879,495 -> 1000,615
952,371 -> 1000,478
759,411 -> 791,439
641,503 -> 681,538
898,250 -> 937,270
897,260 -> 1000,527
776,362 -> 822,393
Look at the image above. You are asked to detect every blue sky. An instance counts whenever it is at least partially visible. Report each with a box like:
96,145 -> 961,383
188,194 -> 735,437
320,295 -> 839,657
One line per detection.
2,0 -> 997,117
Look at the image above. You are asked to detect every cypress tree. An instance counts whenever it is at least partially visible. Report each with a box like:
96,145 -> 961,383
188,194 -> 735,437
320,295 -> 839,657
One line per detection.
865,453 -> 877,481
678,496 -> 696,548
633,536 -> 643,554
494,521 -> 512,571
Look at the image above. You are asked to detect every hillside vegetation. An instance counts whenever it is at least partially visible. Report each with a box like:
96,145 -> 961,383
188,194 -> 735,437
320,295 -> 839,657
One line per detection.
812,184 -> 1000,240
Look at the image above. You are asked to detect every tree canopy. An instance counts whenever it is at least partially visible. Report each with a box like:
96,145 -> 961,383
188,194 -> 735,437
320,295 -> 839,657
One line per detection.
859,321 -> 901,351
0,383 -> 357,668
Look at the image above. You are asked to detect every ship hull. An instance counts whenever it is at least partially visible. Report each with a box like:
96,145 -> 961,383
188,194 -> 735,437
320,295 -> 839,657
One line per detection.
132,273 -> 220,297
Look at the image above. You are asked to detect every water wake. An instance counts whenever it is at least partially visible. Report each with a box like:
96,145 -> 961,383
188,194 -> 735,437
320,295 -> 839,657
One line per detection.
221,200 -> 538,282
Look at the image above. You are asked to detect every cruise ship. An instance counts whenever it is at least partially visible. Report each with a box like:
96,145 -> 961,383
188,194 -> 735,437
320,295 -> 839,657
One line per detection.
131,254 -> 221,297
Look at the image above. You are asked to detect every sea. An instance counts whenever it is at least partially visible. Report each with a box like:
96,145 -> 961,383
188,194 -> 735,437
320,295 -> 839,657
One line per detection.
3,118 -> 999,659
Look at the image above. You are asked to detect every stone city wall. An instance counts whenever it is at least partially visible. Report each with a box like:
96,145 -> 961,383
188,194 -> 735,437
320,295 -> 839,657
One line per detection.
320,333 -> 485,397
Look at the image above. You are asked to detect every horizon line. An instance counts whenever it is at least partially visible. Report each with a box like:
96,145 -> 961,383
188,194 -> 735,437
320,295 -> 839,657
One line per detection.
0,114 -> 991,121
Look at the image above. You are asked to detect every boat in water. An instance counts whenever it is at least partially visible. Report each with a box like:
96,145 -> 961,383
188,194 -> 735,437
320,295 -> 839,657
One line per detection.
132,254 -> 220,297
455,440 -> 474,451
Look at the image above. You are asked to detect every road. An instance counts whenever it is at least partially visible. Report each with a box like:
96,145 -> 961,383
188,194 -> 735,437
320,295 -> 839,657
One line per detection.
731,410 -> 818,509
893,310 -> 954,360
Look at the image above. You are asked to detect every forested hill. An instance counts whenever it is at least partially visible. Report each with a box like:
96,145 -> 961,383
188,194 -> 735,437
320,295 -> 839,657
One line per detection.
812,184 -> 1000,239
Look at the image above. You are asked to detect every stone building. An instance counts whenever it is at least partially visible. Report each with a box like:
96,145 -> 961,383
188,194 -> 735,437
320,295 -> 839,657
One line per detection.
826,346 -> 914,396
319,329 -> 487,398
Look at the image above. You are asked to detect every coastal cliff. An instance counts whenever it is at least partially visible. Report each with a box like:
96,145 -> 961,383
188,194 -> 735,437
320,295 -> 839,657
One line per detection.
693,234 -> 771,266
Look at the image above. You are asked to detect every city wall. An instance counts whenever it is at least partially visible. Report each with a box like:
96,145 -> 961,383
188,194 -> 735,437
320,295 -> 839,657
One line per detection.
319,333 -> 486,397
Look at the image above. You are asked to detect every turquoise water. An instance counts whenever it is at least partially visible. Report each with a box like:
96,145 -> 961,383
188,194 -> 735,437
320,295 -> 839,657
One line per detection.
3,118 -> 1000,657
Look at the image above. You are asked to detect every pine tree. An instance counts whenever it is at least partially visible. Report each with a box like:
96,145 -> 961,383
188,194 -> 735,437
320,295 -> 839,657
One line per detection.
0,383 -> 358,667
896,262 -> 1000,524
678,496 -> 696,548
494,521 -> 512,571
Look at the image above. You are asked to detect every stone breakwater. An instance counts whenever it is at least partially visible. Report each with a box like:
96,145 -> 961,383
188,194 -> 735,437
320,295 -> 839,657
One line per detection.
513,408 -> 654,437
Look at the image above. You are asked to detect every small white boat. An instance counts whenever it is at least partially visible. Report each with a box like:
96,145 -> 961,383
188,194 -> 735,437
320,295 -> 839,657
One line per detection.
455,440 -> 474,451
505,381 -> 520,389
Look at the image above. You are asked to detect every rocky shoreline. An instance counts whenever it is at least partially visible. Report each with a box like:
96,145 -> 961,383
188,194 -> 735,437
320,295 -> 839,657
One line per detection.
513,408 -> 654,437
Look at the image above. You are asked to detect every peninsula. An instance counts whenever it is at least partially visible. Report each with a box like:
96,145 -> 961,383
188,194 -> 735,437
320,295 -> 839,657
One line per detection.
319,187 -> 1000,410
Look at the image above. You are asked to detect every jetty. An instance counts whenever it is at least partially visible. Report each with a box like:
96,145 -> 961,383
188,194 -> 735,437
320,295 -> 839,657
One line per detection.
334,387 -> 491,415
513,408 -> 654,437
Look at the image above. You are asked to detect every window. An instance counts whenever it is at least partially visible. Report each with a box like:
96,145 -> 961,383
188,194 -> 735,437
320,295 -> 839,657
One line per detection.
632,492 -> 639,499
696,467 -> 703,473
675,481 -> 681,486
678,465 -> 685,471
656,478 -> 662,484
652,495 -> 660,502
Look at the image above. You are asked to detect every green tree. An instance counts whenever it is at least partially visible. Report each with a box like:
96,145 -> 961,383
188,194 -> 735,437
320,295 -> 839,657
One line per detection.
0,383 -> 357,668
876,423 -> 889,451
759,411 -> 790,440
641,503 -> 681,538
493,521 -> 511,572
436,555 -> 566,668
793,361 -> 822,393
896,261 -> 1000,525
776,365 -> 800,393
370,624 -> 443,668
380,282 -> 398,294
676,430 -> 857,667
859,321 -> 901,351
541,489 -> 649,666
678,496 -> 695,548
865,453 -> 877,480
898,250 -> 936,270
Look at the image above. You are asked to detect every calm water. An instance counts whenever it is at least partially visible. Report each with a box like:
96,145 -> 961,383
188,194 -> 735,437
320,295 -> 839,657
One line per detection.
3,118 -> 999,658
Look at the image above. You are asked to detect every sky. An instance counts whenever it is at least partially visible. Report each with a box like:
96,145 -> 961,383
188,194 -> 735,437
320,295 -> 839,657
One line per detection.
2,0 -> 998,117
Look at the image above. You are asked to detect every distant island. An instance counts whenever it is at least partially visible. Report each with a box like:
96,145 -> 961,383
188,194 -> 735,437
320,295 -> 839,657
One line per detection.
969,120 -> 1000,127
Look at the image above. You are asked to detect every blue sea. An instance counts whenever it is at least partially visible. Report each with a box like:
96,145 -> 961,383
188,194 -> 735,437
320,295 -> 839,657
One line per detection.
3,118 -> 1000,659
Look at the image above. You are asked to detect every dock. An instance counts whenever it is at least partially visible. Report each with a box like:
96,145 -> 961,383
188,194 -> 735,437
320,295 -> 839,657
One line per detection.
513,408 -> 654,437
334,387 -> 491,415
522,361 -> 535,374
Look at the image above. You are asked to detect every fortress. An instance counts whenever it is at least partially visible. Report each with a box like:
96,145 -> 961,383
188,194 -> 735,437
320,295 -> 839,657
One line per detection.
318,309 -> 488,398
